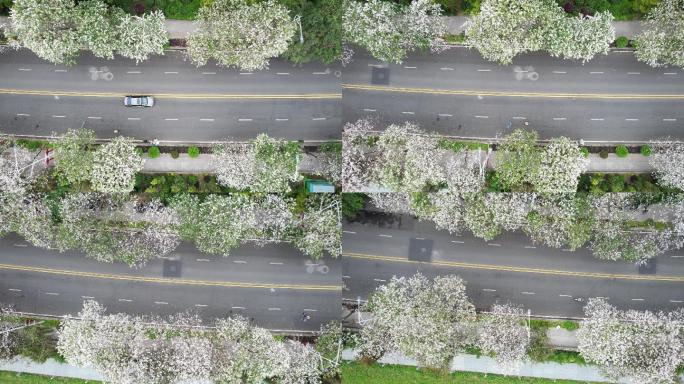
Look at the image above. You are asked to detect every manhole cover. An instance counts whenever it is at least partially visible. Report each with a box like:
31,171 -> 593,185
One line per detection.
409,238 -> 433,262
371,67 -> 390,85
163,259 -> 182,278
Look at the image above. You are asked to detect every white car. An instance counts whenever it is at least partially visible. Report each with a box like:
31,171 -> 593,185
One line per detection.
123,96 -> 154,107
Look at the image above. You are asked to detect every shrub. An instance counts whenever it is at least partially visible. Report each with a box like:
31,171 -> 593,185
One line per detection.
615,36 -> 629,48
147,146 -> 161,158
580,147 -> 589,158
599,149 -> 609,159
171,150 -> 180,159
609,174 -> 625,192
187,146 -> 200,158
640,145 -> 651,157
615,145 -> 629,158
342,193 -> 367,219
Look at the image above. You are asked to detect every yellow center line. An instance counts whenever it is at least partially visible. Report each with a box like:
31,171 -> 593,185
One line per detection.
343,252 -> 684,282
0,263 -> 342,291
342,84 -> 684,100
0,88 -> 342,100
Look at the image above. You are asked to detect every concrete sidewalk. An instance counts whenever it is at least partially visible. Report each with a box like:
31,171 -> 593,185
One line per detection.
441,16 -> 643,38
141,153 -> 323,173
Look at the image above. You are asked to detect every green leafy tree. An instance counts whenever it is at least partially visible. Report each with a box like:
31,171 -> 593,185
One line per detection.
282,0 -> 343,64
496,129 -> 540,191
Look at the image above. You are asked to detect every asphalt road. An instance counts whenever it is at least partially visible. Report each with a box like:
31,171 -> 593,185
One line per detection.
0,235 -> 341,332
342,48 -> 684,141
342,214 -> 684,317
0,49 -> 342,142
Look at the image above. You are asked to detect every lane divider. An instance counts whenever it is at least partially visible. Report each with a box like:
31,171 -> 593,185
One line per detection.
0,263 -> 342,291
342,84 -> 684,100
343,252 -> 684,282
0,88 -> 341,100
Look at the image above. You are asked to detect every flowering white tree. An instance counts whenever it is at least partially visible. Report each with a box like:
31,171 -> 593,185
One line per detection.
577,298 -> 684,384
478,303 -> 529,374
534,137 -> 588,194
368,192 -> 413,215
650,140 -> 684,190
52,128 -> 95,186
187,0 -> 295,71
545,12 -> 614,62
487,193 -> 534,231
0,141 -> 44,195
8,0 -> 80,65
74,0 -> 119,60
213,135 -> 300,193
343,0 -> 446,64
115,11 -> 167,63
194,194 -> 254,256
463,193 -> 502,240
0,305 -> 19,361
634,0 -> 684,68
342,119 -> 379,192
360,273 -> 476,368
58,301 -> 213,384
8,0 -> 167,65
90,137 -> 144,194
292,194 -> 342,259
428,189 -> 465,234
465,0 -> 614,64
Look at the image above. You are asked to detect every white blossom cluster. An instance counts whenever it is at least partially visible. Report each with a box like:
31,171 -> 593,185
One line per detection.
292,194 -> 342,259
52,129 -> 95,186
343,0 -> 446,64
634,0 -> 684,68
464,0 -> 614,65
343,119 -> 485,193
8,0 -> 168,65
650,140 -> 684,190
187,0 -> 296,71
478,303 -> 529,374
0,305 -> 19,360
577,298 -> 684,384
213,134 -> 301,193
0,144 -> 41,196
90,137 -> 144,194
360,273 -> 476,369
58,301 -> 324,384
534,137 -> 589,194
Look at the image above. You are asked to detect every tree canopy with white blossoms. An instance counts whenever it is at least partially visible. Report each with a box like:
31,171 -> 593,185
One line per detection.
634,0 -> 684,68
534,137 -> 588,194
577,298 -> 684,384
8,0 -> 168,65
650,140 -> 684,190
360,273 -> 476,369
187,0 -> 296,71
478,303 -> 530,374
90,137 -> 144,194
343,0 -> 446,64
213,134 -> 301,193
465,0 -> 614,64
52,128 -> 95,186
58,301 -> 324,384
292,194 -> 342,259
